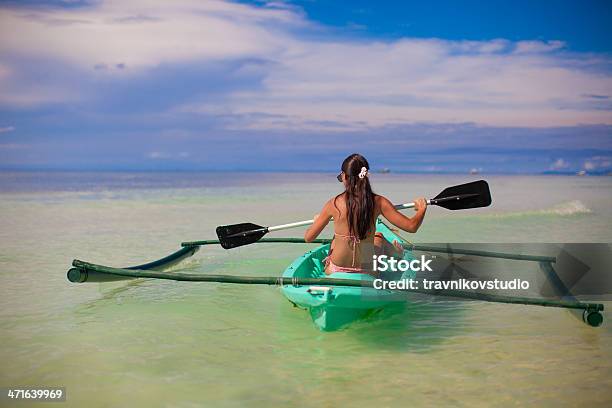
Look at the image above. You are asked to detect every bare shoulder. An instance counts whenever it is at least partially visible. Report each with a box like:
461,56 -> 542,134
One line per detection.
330,193 -> 346,205
325,194 -> 341,211
375,194 -> 393,208
327,194 -> 345,216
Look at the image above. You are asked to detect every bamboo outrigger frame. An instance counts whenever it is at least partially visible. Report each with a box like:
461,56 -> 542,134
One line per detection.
67,238 -> 604,327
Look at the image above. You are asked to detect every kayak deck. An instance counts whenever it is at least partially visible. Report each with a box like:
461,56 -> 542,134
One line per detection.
282,219 -> 415,331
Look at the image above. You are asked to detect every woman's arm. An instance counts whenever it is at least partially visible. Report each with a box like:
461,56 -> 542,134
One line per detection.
379,195 -> 427,233
304,199 -> 333,242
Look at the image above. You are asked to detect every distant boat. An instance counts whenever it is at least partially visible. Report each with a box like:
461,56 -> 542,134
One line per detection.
469,168 -> 480,175
378,168 -> 391,174
577,170 -> 586,176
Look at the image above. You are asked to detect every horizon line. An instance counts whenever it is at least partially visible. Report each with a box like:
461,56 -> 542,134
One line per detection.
0,168 -> 610,176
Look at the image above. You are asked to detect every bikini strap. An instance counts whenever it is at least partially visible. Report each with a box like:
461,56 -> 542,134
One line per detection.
334,232 -> 361,267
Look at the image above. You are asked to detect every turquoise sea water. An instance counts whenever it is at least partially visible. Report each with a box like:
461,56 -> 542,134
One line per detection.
0,172 -> 611,407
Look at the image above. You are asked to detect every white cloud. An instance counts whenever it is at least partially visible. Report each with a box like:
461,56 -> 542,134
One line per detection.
583,156 -> 612,171
0,0 -> 303,69
1,0 -> 611,128
0,85 -> 80,107
147,150 -> 191,159
0,126 -> 15,133
147,151 -> 165,159
183,37 -> 612,129
513,40 -> 565,54
550,158 -> 569,170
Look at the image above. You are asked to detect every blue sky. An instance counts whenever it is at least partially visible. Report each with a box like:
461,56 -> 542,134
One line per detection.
0,0 -> 611,173
257,0 -> 612,52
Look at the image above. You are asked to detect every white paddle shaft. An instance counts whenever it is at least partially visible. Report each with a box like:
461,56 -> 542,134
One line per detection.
393,199 -> 431,209
268,220 -> 314,232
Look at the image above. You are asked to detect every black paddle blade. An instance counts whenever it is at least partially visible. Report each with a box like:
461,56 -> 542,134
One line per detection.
216,223 -> 268,249
432,180 -> 491,210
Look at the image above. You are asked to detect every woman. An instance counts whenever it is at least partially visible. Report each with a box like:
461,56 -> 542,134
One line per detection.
304,153 -> 427,275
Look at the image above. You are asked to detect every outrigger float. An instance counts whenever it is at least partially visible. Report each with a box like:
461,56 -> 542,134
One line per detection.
66,181 -> 604,330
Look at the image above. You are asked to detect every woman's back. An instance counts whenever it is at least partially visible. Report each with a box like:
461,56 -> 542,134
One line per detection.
327,193 -> 379,271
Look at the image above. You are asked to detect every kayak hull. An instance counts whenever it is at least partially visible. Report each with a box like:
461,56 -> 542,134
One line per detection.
282,219 -> 414,331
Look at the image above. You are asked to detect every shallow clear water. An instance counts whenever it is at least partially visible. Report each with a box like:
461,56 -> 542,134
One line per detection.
0,172 -> 611,407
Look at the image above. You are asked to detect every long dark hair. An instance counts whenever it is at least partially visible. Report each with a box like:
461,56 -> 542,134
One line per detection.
335,153 -> 376,239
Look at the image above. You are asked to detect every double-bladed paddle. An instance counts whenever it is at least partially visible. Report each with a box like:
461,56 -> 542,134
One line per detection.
216,179 -> 491,249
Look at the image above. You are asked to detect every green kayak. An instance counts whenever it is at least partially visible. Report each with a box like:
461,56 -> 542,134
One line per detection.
282,219 -> 415,331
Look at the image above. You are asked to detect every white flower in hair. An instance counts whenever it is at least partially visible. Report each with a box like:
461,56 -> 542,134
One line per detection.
358,166 -> 368,179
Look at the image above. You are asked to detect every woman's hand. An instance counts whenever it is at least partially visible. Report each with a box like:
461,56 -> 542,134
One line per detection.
413,197 -> 427,212
379,195 -> 425,234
